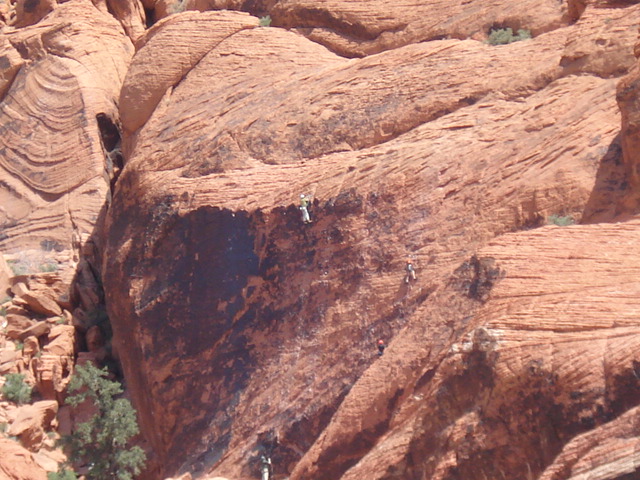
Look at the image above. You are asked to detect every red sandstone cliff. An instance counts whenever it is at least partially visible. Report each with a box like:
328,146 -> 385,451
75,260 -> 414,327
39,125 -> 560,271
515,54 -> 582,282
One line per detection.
2,0 -> 640,479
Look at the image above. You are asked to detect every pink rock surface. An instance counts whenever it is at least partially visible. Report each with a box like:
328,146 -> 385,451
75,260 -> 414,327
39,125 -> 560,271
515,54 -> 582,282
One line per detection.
2,0 -> 640,479
102,4 -> 640,478
0,437 -> 47,480
0,0 -> 134,254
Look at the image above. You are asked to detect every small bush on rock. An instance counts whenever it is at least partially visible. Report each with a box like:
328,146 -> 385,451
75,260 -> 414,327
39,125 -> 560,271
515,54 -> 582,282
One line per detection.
548,214 -> 575,226
48,470 -> 78,480
259,15 -> 272,26
1,373 -> 32,404
487,27 -> 531,45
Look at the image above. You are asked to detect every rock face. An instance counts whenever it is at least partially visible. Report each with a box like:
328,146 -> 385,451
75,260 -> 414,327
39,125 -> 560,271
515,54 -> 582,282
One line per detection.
0,0 -> 134,254
179,0 -> 569,57
9,400 -> 58,451
1,0 -> 640,478
102,2 -> 640,480
0,437 -> 47,480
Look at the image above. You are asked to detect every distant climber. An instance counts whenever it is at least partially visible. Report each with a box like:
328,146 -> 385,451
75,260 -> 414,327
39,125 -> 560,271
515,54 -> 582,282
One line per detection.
260,455 -> 272,480
405,258 -> 416,283
377,339 -> 386,356
299,194 -> 312,224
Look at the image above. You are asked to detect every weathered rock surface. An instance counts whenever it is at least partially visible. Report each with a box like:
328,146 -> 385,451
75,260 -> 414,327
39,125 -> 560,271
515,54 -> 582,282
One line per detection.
617,39 -> 640,212
0,267 -> 76,471
294,219 -> 640,480
0,255 -> 11,296
13,0 -> 55,28
119,10 -> 259,137
180,0 -> 569,57
5,312 -> 35,340
92,0 -> 147,42
8,401 -> 58,451
1,0 -> 640,478
0,437 -> 47,480
0,0 -> 134,254
102,3 -> 640,479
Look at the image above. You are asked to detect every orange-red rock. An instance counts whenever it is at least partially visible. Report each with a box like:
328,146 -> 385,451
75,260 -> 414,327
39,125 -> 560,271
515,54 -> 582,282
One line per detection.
0,255 -> 11,296
42,325 -> 75,357
1,0 -> 640,479
13,0 -> 55,28
34,352 -> 74,400
5,313 -> 35,340
102,4 -> 640,479
0,437 -> 47,480
119,10 -> 259,136
8,400 -> 58,451
17,292 -> 62,318
0,0 -> 134,254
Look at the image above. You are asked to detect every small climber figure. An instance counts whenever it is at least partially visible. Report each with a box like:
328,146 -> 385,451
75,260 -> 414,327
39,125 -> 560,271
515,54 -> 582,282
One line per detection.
299,194 -> 312,224
377,339 -> 386,356
405,257 -> 417,283
260,455 -> 272,480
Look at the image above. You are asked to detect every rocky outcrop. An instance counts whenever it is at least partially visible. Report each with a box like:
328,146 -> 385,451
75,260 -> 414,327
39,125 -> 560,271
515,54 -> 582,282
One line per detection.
294,219 -> 640,480
12,0 -> 55,28
1,0 -> 640,478
0,255 -> 10,296
119,10 -> 259,138
173,0 -> 568,57
102,3 -> 640,479
0,261 -> 79,473
0,0 -> 134,254
8,400 -> 58,451
0,437 -> 47,480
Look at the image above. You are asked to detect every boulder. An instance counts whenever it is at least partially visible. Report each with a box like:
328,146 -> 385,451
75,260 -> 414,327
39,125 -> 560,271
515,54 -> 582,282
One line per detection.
34,354 -> 73,400
17,321 -> 51,341
8,400 -> 58,451
26,271 -> 75,312
0,348 -> 18,374
5,313 -> 35,340
11,282 -> 30,298
0,437 -> 47,480
17,292 -> 62,317
32,451 -> 60,473
42,325 -> 75,357
21,336 -> 39,360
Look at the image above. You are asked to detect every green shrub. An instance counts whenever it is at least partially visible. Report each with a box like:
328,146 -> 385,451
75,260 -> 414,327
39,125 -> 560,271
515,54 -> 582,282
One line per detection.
2,373 -> 32,404
39,261 -> 58,273
259,15 -> 272,27
48,470 -> 78,480
548,214 -> 575,226
487,27 -> 531,45
62,364 -> 146,480
7,259 -> 28,276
